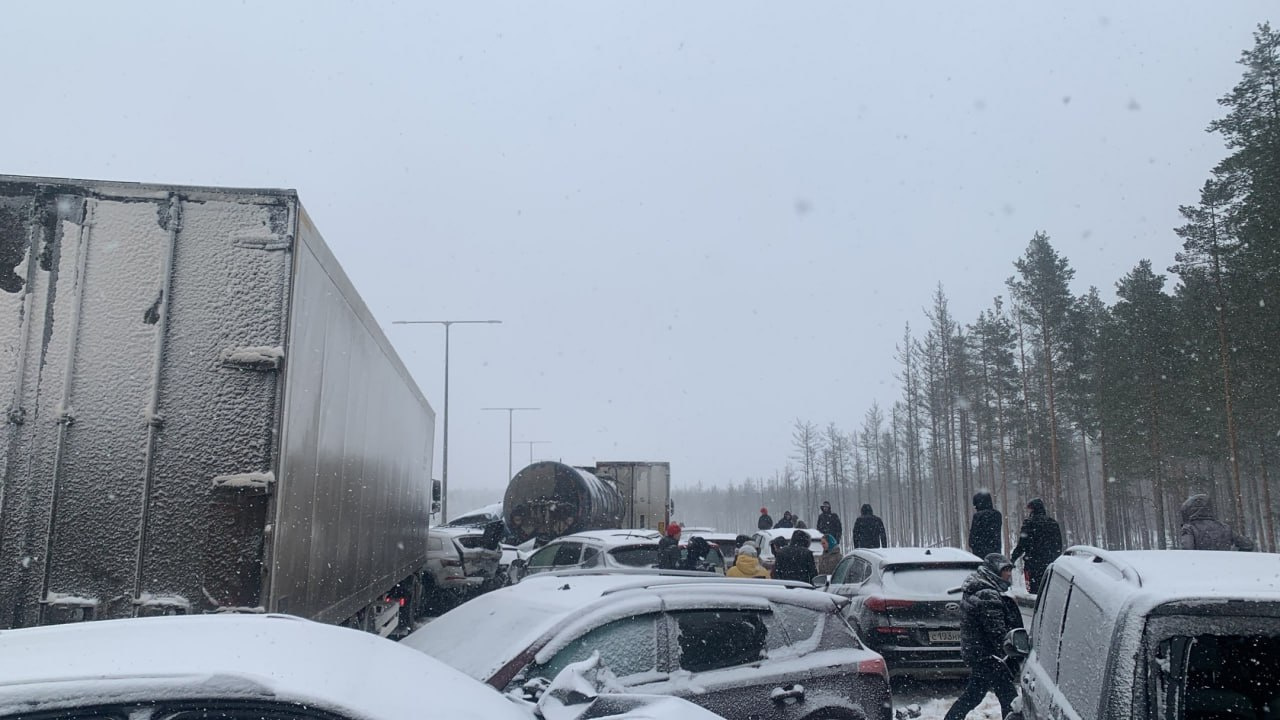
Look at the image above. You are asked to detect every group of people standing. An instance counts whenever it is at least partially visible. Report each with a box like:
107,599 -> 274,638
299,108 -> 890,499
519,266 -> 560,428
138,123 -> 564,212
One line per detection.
758,501 -> 889,551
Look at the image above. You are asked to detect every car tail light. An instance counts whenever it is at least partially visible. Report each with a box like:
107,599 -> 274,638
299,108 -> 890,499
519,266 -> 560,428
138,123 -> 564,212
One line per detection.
865,596 -> 915,613
398,597 -> 407,607
858,656 -> 888,678
874,626 -> 909,635
443,559 -> 463,567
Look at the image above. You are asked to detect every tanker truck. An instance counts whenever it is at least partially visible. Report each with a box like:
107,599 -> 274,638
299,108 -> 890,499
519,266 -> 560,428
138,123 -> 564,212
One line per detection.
503,461 -> 670,545
0,175 -> 434,636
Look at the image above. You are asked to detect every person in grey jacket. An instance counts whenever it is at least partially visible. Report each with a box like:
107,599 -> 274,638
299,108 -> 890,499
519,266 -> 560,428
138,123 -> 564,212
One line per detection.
1179,494 -> 1254,551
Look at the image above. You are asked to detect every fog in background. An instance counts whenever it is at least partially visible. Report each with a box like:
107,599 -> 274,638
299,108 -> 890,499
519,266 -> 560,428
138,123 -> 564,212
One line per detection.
1,2 -> 1270,511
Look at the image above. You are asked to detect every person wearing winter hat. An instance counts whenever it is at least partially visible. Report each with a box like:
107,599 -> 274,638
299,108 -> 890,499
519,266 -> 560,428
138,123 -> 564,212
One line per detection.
657,523 -> 682,570
1009,498 -> 1063,594
943,553 -> 1023,720
726,544 -> 769,578
758,507 -> 774,530
817,533 -> 841,576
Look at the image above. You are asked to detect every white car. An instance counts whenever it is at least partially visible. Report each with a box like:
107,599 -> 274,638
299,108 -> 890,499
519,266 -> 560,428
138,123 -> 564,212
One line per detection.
751,527 -> 826,570
519,529 -> 666,579
0,614 -> 724,720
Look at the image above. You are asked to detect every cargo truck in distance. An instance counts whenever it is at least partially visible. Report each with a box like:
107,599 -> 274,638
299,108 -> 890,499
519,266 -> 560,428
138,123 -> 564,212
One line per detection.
503,460 -> 670,545
0,175 -> 435,637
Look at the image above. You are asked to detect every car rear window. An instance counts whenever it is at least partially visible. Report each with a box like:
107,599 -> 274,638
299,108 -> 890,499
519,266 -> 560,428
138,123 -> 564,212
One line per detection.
883,564 -> 979,594
609,545 -> 660,567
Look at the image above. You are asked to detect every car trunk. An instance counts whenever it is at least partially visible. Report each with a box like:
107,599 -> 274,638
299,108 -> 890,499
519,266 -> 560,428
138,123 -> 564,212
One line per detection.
874,564 -> 977,647
455,536 -> 502,578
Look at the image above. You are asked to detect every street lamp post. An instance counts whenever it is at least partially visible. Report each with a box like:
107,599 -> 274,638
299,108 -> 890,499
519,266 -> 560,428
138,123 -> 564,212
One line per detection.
393,319 -> 501,522
482,407 -> 540,481
513,440 -> 551,465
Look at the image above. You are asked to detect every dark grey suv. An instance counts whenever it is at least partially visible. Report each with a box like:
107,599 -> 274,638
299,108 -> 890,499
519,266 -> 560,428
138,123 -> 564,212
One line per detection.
1008,546 -> 1280,720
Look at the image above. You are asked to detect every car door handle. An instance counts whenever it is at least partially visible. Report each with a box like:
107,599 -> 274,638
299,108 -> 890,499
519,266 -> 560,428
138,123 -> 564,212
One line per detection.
771,684 -> 805,703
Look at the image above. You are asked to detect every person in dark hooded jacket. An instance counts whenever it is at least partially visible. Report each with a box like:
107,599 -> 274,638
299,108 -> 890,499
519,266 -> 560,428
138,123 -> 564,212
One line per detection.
816,501 -> 842,541
943,554 -> 1023,720
968,491 -> 1003,559
757,507 -> 774,530
1178,494 -> 1254,551
851,504 -> 887,548
774,511 -> 795,529
771,530 -> 818,584
1009,498 -> 1062,594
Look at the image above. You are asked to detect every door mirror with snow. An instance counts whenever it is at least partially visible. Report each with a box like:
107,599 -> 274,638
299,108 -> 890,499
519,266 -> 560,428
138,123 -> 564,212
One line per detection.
1003,627 -> 1030,658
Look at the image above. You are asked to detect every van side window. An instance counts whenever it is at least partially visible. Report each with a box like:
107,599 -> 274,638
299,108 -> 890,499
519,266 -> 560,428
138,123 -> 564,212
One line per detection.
1032,571 -> 1072,682
671,610 -> 769,672
1058,585 -> 1108,713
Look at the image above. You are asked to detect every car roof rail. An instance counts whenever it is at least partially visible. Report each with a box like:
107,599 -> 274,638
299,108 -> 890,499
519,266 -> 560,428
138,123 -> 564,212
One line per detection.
1063,545 -> 1142,586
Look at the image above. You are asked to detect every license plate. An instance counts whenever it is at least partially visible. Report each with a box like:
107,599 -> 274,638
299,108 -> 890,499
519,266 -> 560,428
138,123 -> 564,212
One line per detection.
929,630 -> 961,643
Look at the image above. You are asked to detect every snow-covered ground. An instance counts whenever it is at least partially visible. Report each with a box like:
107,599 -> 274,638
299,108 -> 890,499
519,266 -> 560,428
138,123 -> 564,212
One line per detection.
891,678 -> 1006,720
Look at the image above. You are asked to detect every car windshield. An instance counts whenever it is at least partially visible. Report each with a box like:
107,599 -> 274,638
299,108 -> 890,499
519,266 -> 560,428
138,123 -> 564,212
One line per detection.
609,545 -> 661,567
882,565 -> 980,595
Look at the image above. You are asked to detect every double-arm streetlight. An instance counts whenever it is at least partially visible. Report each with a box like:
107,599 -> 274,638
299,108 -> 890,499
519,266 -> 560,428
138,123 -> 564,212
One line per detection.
393,319 -> 501,522
482,407 -> 540,481
513,440 -> 551,465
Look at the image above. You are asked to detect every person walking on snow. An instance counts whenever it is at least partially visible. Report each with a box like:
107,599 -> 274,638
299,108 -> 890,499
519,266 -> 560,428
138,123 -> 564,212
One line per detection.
657,523 -> 682,570
968,491 -> 1003,559
726,544 -> 769,578
1009,498 -> 1063,594
771,529 -> 818,584
816,501 -> 843,543
942,554 -> 1023,720
757,507 -> 774,530
851,503 -> 887,548
1178,494 -> 1254,551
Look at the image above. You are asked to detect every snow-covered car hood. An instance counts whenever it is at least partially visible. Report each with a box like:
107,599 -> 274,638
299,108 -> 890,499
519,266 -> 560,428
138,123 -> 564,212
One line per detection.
0,614 -> 531,720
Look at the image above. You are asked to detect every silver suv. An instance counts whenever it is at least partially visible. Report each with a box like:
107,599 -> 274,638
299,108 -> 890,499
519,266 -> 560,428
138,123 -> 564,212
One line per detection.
424,527 -> 503,608
1008,546 -> 1280,720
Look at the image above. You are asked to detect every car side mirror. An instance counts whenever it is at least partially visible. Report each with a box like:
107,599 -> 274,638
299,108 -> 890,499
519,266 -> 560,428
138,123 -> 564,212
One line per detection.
1003,628 -> 1030,658
812,574 -> 830,590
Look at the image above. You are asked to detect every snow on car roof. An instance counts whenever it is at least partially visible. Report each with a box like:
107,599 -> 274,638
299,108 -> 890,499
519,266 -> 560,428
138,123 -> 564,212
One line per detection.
853,546 -> 982,565
401,572 -> 836,683
0,614 -> 529,719
1058,548 -> 1280,611
561,529 -> 663,545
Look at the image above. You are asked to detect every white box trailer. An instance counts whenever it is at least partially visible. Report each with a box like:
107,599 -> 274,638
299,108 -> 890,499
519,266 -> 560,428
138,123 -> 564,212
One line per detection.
593,461 -> 671,532
0,175 -> 434,634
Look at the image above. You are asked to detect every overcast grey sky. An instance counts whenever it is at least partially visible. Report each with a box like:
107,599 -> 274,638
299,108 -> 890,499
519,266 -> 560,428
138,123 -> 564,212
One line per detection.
1,2 -> 1271,506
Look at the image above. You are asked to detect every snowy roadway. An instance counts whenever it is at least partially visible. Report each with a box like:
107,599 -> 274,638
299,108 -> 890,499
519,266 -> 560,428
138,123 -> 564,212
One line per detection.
891,678 -> 1006,719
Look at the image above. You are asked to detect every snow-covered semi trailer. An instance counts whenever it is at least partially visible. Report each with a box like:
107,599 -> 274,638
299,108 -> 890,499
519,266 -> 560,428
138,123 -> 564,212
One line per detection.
0,175 -> 434,636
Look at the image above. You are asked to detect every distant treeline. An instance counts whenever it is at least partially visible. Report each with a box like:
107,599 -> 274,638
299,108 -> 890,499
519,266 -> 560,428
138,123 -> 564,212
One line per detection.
676,24 -> 1280,553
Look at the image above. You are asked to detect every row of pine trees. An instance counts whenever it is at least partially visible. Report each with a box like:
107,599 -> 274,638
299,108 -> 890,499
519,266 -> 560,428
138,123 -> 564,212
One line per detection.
678,24 -> 1280,554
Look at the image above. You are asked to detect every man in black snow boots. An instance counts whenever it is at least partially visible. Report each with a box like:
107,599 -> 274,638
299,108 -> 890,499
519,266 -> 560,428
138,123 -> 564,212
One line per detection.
1179,493 -> 1254,551
816,500 -> 842,543
851,503 -> 887,548
968,491 -> 1003,559
943,554 -> 1023,720
1010,498 -> 1063,594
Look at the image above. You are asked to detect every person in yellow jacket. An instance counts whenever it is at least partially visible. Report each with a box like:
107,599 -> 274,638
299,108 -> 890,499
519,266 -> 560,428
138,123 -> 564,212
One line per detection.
726,544 -> 769,578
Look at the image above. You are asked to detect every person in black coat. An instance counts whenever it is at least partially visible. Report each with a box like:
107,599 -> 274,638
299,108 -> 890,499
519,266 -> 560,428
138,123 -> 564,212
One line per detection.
771,529 -> 818,584
968,491 -> 1003,559
816,501 -> 843,542
851,503 -> 887,548
1009,498 -> 1063,594
943,554 -> 1023,720
757,507 -> 774,530
657,523 -> 683,570
774,511 -> 795,529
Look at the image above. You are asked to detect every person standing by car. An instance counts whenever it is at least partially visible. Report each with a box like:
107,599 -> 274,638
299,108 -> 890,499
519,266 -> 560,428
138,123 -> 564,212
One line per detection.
772,529 -> 818,583
758,507 -> 774,530
658,523 -> 682,569
968,491 -> 1003,558
817,500 -> 843,543
683,535 -> 713,572
726,544 -> 770,578
817,534 -> 841,576
1178,493 -> 1255,550
943,554 -> 1023,720
851,503 -> 887,548
1009,498 -> 1063,594
774,511 -> 795,529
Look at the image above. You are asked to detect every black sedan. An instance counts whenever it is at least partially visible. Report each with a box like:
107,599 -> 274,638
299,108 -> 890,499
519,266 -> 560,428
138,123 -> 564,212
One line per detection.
817,546 -> 982,678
